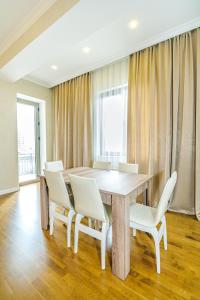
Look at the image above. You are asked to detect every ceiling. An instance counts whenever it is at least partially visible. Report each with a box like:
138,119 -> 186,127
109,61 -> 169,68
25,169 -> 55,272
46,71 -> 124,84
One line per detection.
0,0 -> 200,88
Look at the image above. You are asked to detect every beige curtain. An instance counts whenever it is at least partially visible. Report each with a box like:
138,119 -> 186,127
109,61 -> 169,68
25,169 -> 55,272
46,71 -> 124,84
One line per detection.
195,29 -> 200,220
170,32 -> 195,214
52,73 -> 92,169
128,28 -> 200,217
128,40 -> 172,206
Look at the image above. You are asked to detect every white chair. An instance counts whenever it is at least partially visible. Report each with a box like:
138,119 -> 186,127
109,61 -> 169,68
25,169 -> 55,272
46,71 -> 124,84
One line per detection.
44,170 -> 75,247
69,174 -> 111,269
118,162 -> 139,174
92,160 -> 111,228
130,171 -> 177,273
45,160 -> 64,171
93,161 -> 111,170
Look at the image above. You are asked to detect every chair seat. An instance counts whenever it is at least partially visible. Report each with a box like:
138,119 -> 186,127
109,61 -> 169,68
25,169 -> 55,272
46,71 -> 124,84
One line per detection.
130,203 -> 157,227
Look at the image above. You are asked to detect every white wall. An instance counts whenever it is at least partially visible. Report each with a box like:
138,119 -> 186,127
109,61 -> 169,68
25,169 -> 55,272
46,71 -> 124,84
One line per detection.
0,79 -> 52,194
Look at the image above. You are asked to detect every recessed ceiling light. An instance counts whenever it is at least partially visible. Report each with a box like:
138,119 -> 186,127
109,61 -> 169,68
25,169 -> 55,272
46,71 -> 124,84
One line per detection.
51,65 -> 58,70
128,19 -> 139,29
82,47 -> 91,54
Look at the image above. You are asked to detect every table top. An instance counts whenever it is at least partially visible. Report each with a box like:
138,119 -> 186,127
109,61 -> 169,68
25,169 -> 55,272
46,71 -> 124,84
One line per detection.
62,167 -> 152,196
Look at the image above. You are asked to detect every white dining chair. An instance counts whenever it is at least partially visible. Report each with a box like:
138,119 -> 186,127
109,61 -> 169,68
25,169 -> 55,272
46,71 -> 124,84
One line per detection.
93,160 -> 111,170
45,160 -> 64,171
118,162 -> 139,174
92,160 -> 111,228
130,171 -> 177,273
69,174 -> 111,269
44,170 -> 75,247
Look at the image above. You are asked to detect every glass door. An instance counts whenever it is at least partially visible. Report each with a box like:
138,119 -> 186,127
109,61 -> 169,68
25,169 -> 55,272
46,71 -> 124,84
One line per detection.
17,99 -> 40,183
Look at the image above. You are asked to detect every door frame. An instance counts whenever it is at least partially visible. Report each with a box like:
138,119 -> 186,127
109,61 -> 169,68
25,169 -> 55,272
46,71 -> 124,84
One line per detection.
17,98 -> 41,182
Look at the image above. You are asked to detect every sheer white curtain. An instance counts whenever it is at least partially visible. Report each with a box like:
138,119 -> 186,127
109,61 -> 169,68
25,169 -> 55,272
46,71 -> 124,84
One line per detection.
92,58 -> 128,168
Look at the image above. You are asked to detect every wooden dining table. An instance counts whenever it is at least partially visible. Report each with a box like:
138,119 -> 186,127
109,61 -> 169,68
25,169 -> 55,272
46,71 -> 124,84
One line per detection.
40,167 -> 152,280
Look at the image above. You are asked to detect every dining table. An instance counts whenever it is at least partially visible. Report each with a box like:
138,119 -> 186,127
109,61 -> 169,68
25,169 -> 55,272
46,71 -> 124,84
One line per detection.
40,167 -> 152,280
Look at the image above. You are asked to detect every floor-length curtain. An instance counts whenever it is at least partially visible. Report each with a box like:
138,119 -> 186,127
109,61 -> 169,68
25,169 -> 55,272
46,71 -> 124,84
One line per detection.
128,28 -> 200,216
52,73 -> 92,169
127,41 -> 172,205
170,28 -> 200,217
170,32 -> 195,214
195,29 -> 200,220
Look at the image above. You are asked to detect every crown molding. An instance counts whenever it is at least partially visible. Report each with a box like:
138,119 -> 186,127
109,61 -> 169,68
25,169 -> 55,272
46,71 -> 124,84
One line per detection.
24,75 -> 53,88
129,16 -> 200,52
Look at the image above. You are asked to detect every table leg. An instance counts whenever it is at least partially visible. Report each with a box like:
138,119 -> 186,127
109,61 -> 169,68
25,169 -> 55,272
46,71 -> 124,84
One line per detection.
112,195 -> 130,280
143,185 -> 149,206
40,176 -> 49,230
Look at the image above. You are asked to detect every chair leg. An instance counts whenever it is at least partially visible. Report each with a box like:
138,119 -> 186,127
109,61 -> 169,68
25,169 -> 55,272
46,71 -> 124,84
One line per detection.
133,228 -> 136,237
101,222 -> 109,269
106,225 -> 112,250
162,216 -> 168,250
49,202 -> 56,235
88,218 -> 92,228
67,209 -> 75,248
74,214 -> 83,253
151,228 -> 160,274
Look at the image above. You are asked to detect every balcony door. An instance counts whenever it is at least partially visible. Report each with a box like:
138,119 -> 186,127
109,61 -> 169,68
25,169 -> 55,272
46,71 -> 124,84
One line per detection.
17,99 -> 40,183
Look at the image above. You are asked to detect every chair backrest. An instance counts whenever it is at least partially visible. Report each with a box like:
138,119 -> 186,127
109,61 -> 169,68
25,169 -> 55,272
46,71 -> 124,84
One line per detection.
93,161 -> 111,170
155,171 -> 177,224
45,160 -> 64,171
44,170 -> 72,209
69,174 -> 106,222
118,162 -> 139,174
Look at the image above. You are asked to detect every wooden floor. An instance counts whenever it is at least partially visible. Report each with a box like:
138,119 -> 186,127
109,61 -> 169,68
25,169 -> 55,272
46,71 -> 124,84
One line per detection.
0,184 -> 200,300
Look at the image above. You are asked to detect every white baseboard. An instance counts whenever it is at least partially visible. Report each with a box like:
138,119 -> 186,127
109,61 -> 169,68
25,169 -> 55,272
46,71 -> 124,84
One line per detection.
0,186 -> 19,196
168,208 -> 195,215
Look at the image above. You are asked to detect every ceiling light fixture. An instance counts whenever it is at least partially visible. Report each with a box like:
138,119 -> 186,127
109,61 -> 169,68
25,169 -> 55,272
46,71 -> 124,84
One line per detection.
128,19 -> 139,29
82,47 -> 91,54
51,65 -> 58,70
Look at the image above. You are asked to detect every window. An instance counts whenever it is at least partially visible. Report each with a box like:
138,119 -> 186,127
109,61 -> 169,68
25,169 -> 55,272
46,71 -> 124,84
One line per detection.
93,58 -> 128,167
94,85 -> 128,167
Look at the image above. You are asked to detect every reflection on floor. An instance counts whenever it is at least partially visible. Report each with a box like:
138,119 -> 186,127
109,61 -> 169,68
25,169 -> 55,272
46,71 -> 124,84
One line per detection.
19,174 -> 38,184
0,183 -> 200,300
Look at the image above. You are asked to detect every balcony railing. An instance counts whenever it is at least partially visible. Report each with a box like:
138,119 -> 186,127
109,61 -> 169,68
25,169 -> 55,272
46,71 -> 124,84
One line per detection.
18,153 -> 36,176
